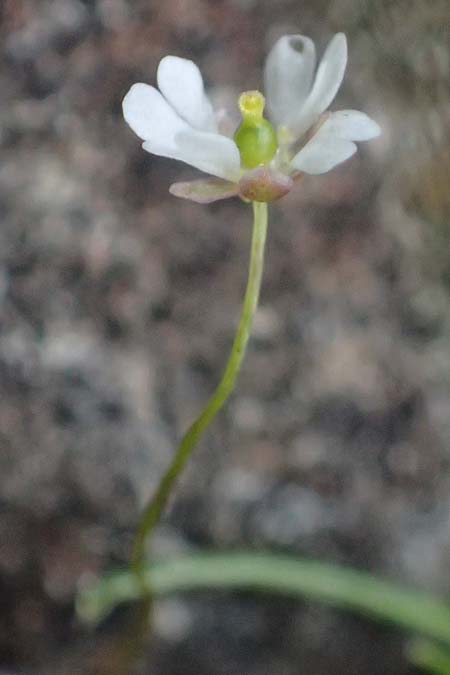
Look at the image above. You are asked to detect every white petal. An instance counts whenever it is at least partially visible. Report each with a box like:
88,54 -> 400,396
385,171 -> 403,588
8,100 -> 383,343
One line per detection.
175,130 -> 241,181
290,33 -> 348,138
157,56 -> 217,132
320,110 -> 381,141
143,129 -> 241,182
292,132 -> 356,174
264,34 -> 316,128
122,82 -> 187,146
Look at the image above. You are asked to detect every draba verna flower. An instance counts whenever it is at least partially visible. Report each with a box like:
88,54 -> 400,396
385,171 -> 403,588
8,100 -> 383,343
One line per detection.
123,33 -> 381,204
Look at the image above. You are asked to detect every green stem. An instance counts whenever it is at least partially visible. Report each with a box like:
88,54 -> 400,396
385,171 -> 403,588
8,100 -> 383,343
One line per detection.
132,201 -> 268,579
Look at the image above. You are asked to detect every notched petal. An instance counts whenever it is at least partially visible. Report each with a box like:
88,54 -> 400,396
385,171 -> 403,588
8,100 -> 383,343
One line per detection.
157,56 -> 217,133
290,33 -> 348,139
169,178 -> 238,204
320,110 -> 381,141
292,133 -> 357,174
264,34 -> 316,128
238,167 -> 293,202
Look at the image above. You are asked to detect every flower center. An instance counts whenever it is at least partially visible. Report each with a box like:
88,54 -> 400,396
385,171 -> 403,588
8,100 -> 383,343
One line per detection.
234,90 -> 278,170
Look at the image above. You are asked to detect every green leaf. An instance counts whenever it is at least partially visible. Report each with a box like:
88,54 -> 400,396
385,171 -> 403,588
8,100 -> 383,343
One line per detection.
77,552 -> 450,648
409,639 -> 450,675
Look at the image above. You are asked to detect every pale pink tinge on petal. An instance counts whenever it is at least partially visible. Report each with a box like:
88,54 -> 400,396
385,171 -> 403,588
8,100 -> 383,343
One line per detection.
169,178 -> 239,204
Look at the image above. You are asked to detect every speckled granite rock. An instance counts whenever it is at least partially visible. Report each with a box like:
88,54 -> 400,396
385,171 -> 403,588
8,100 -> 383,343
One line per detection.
1,1 -> 450,674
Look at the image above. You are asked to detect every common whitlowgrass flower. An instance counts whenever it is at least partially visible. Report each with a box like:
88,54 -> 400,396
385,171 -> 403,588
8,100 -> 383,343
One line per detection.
123,33 -> 380,204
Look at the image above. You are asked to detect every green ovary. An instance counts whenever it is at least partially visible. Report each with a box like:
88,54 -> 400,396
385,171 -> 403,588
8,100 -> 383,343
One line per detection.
234,91 -> 278,170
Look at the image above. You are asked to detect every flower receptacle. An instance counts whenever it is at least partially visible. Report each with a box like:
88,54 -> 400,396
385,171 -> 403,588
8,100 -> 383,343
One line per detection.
238,166 -> 293,202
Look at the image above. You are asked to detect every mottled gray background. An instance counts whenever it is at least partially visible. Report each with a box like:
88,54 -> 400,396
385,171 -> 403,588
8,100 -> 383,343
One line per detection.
1,1 -> 450,674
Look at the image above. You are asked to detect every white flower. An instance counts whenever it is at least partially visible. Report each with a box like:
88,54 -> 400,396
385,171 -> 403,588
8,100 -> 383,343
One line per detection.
122,33 -> 380,203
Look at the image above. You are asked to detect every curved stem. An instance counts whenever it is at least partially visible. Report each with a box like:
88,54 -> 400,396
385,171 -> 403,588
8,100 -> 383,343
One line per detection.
132,201 -> 268,579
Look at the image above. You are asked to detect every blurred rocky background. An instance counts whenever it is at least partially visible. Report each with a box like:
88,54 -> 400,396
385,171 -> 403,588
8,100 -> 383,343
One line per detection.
1,0 -> 450,673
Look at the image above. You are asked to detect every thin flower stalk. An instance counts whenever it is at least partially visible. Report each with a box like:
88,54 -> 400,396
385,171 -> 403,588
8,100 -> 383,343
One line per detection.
132,201 -> 268,583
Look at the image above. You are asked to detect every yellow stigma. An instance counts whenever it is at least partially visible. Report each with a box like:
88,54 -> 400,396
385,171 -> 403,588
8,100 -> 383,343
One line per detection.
234,90 -> 277,169
238,90 -> 266,123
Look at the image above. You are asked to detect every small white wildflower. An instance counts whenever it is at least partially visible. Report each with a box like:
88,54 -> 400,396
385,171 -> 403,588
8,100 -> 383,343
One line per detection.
123,33 -> 380,204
